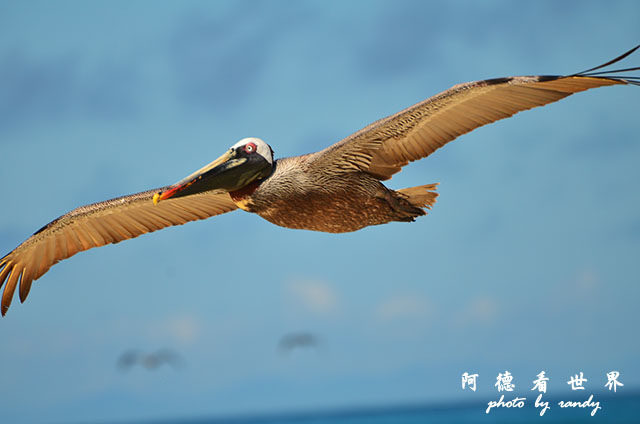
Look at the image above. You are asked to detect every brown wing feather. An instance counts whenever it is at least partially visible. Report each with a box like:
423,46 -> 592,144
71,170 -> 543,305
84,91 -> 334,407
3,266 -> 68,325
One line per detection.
0,188 -> 238,315
309,74 -> 628,180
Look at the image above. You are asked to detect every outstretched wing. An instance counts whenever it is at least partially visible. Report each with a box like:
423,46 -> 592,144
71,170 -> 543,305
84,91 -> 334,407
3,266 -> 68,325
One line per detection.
0,188 -> 238,315
310,46 -> 639,180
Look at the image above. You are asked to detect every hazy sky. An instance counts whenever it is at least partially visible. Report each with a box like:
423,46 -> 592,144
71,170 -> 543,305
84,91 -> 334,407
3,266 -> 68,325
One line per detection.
0,1 -> 639,423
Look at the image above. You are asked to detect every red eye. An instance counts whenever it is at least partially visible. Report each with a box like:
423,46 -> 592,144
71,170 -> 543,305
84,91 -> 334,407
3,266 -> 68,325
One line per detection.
243,142 -> 257,154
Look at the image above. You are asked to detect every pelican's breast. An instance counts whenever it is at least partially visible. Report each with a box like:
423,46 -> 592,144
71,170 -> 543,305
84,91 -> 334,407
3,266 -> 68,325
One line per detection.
241,157 -> 389,232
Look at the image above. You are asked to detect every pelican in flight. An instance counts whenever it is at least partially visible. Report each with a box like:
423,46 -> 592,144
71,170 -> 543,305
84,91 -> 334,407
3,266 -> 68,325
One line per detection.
1,47 -> 638,315
117,349 -> 184,371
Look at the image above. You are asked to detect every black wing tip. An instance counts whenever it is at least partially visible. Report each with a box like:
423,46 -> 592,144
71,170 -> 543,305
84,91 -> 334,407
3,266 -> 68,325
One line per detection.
573,44 -> 640,76
481,45 -> 640,88
568,44 -> 640,85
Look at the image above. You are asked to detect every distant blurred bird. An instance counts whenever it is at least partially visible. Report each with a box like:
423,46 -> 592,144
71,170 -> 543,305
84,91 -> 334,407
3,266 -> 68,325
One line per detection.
117,349 -> 184,371
278,332 -> 321,354
1,46 -> 639,315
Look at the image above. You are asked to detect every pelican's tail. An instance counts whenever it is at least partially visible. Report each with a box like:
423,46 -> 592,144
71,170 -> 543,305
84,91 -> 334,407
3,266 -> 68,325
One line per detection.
397,183 -> 439,211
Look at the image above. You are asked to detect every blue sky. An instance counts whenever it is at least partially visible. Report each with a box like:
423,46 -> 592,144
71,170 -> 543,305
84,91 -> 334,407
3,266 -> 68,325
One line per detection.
0,1 -> 639,423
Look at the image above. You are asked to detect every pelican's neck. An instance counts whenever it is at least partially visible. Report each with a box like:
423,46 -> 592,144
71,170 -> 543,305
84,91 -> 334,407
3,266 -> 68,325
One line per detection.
229,179 -> 262,201
229,160 -> 276,202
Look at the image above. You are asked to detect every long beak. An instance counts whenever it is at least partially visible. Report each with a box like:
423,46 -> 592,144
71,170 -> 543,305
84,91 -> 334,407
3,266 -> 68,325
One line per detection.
153,149 -> 245,204
153,148 -> 272,204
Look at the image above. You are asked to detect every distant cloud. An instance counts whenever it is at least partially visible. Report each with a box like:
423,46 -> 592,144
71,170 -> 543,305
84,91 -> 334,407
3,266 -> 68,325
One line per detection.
151,314 -> 201,345
452,296 -> 499,328
550,268 -> 601,307
376,293 -> 433,321
574,269 -> 599,293
467,296 -> 498,322
286,279 -> 338,315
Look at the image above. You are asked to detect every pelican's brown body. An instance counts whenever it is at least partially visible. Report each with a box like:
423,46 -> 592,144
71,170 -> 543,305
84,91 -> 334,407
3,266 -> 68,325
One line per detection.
230,155 -> 438,233
1,46 -> 638,315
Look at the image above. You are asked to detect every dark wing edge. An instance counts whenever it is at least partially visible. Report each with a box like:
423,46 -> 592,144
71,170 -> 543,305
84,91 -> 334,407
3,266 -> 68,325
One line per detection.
0,188 -> 238,315
309,45 -> 639,180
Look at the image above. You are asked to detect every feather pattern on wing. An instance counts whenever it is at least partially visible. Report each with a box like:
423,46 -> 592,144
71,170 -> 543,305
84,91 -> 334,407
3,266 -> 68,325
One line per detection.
310,74 -> 631,180
0,188 -> 238,315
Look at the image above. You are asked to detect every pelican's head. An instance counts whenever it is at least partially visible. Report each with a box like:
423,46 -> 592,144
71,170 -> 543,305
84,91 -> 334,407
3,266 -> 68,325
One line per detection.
153,137 -> 274,204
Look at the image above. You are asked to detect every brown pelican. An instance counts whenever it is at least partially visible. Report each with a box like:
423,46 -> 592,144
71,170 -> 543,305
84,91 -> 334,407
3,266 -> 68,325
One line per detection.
278,332 -> 321,354
1,47 -> 638,316
117,349 -> 184,371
